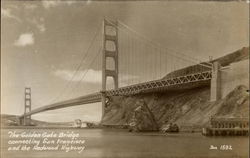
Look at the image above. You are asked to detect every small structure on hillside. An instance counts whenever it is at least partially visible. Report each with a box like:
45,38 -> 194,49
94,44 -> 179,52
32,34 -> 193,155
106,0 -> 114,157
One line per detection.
161,122 -> 179,133
74,119 -> 82,128
73,120 -> 100,128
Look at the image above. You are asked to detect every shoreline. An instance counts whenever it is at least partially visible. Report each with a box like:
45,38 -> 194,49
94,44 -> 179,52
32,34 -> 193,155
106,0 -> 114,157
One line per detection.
0,125 -> 203,133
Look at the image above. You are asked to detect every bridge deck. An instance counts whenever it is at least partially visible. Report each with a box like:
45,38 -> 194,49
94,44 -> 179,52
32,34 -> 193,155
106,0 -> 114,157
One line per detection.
20,70 -> 212,118
20,92 -> 101,117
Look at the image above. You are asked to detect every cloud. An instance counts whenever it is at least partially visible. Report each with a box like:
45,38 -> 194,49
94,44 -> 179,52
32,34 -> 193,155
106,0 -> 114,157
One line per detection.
1,8 -> 21,22
14,33 -> 34,47
86,0 -> 92,5
65,1 -> 77,5
54,69 -> 102,83
42,0 -> 90,9
28,18 -> 46,33
54,69 -> 139,85
1,8 -> 11,17
37,23 -> 46,32
24,3 -> 38,10
42,0 -> 61,9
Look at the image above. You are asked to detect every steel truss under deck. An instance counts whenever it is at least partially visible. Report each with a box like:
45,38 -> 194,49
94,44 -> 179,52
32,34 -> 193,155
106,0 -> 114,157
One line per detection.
105,71 -> 212,96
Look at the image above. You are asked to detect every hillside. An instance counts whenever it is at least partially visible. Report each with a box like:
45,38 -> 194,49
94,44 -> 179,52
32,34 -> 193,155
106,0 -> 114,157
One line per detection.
102,85 -> 248,129
102,47 -> 249,131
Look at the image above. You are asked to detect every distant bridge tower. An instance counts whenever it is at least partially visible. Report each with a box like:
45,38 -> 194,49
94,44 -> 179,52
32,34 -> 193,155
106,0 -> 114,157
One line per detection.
23,87 -> 32,125
101,19 -> 119,117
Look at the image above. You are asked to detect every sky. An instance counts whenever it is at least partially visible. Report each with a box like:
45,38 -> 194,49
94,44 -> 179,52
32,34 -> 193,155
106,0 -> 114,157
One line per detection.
1,0 -> 249,122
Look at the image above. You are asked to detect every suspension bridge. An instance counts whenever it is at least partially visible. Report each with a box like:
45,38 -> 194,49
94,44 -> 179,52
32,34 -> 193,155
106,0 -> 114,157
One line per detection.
18,19 -> 222,125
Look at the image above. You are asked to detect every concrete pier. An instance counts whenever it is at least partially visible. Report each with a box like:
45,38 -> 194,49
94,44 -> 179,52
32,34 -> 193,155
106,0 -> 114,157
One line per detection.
210,61 -> 221,101
202,117 -> 249,136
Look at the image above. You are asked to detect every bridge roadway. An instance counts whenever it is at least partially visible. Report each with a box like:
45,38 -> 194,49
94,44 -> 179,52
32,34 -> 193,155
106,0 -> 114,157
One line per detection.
20,70 -> 212,118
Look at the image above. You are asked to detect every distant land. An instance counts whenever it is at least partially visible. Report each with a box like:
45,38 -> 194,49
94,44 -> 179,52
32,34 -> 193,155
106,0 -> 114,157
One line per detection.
0,114 -> 73,128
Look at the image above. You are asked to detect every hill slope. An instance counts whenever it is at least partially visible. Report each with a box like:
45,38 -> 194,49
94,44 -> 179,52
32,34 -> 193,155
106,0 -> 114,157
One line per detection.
102,85 -> 248,129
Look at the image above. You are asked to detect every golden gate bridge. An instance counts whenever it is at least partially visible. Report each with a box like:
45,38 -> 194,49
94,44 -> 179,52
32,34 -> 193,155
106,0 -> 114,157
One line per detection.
19,18 -> 222,126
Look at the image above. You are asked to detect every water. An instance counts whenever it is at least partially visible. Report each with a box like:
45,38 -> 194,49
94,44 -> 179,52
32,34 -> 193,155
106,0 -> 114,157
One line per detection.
1,128 -> 248,158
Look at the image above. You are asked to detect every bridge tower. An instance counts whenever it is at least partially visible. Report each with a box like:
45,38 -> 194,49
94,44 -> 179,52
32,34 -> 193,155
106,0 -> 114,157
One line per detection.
23,87 -> 32,125
101,19 -> 119,117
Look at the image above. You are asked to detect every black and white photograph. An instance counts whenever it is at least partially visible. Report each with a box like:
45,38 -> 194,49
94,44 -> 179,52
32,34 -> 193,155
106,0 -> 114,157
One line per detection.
1,0 -> 249,158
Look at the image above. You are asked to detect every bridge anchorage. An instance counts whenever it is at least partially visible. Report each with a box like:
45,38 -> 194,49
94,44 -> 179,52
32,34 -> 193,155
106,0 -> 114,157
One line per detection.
18,18 -> 227,126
